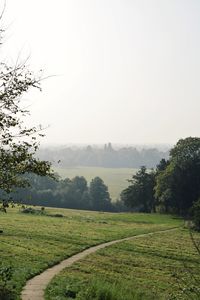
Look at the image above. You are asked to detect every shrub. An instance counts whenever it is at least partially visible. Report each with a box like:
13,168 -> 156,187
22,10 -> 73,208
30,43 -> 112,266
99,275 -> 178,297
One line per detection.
21,207 -> 46,215
0,265 -> 16,300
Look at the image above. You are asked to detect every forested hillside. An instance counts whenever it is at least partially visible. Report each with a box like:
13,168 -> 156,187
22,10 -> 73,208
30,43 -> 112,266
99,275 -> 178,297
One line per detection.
37,143 -> 169,168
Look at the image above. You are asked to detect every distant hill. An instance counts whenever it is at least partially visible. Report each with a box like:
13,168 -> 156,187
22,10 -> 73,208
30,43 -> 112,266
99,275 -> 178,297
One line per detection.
37,143 -> 169,169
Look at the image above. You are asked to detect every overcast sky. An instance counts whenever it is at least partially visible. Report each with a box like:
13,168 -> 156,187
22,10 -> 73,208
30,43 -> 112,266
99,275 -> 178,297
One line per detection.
2,0 -> 200,145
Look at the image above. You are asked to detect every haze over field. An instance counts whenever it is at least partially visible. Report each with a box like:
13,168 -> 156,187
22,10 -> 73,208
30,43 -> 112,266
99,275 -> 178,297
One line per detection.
2,0 -> 200,146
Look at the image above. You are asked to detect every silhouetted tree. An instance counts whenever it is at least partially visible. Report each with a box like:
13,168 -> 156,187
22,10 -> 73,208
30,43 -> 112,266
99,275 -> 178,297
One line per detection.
89,177 -> 112,211
121,166 -> 156,212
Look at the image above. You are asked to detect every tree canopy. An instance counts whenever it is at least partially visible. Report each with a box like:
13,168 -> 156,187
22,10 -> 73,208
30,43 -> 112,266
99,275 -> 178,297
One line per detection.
89,177 -> 112,211
155,137 -> 200,215
120,166 -> 156,213
0,23 -> 53,209
121,137 -> 200,220
10,174 -> 117,212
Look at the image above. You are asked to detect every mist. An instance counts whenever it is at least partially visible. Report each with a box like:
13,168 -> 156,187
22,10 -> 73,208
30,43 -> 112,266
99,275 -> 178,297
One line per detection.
3,0 -> 200,145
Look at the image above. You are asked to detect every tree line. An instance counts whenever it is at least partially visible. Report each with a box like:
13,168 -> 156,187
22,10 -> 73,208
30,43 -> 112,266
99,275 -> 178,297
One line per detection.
8,174 -> 125,212
38,143 -> 169,168
121,137 -> 200,230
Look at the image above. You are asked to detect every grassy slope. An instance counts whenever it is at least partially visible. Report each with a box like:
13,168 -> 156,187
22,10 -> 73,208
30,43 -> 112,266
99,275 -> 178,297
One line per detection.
0,208 -> 181,299
53,167 -> 138,200
46,229 -> 200,300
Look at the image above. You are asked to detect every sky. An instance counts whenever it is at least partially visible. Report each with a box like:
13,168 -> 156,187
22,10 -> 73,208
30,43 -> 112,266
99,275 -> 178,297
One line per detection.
1,0 -> 200,146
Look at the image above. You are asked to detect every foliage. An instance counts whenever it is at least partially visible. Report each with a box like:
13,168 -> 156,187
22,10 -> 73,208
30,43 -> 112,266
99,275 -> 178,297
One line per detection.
53,166 -> 138,200
10,174 -> 116,212
89,177 -> 112,211
121,166 -> 156,212
20,206 -> 46,215
155,137 -> 200,215
190,199 -> 200,231
0,264 -> 16,300
0,21 -> 53,210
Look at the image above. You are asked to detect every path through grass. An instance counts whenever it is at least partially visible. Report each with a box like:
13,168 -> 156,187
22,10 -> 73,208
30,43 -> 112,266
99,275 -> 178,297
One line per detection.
45,228 -> 200,300
0,207 -> 181,299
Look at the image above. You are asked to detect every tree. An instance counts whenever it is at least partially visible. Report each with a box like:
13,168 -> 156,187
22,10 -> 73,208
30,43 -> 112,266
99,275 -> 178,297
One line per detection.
121,166 -> 156,212
190,199 -> 200,231
156,158 -> 169,172
155,137 -> 200,215
71,176 -> 88,194
89,177 -> 112,211
0,20 -> 53,209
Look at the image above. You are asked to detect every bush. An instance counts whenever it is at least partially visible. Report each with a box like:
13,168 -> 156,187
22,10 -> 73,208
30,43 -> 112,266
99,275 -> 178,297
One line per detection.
0,265 -> 16,300
20,207 -> 46,215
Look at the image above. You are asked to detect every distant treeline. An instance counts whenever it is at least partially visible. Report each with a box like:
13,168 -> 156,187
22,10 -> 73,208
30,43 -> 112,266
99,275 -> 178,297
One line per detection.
37,143 -> 169,168
9,174 -> 127,212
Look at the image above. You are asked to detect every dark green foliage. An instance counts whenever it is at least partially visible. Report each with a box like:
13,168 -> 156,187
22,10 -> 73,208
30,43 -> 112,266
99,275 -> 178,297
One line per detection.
155,137 -> 200,215
190,199 -> 200,231
20,207 -> 46,215
11,174 -> 115,212
89,177 -> 112,211
156,158 -> 169,171
121,166 -> 156,212
0,265 -> 16,300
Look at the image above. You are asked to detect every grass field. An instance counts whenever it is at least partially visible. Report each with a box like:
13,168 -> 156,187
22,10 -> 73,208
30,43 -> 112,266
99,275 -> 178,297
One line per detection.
53,167 -> 138,200
0,207 -> 181,299
46,228 -> 200,300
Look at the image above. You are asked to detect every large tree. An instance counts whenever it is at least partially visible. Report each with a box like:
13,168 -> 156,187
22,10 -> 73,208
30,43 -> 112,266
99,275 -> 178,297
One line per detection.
121,166 -> 156,212
155,137 -> 200,215
89,177 -> 112,211
0,21 -> 53,209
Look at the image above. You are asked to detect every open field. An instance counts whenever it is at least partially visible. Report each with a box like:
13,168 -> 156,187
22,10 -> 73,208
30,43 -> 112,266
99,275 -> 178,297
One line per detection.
46,228 -> 200,300
0,207 -> 181,299
54,167 -> 138,200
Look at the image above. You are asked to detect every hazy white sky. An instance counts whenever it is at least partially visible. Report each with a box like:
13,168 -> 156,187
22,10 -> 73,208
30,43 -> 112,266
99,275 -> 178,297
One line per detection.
2,0 -> 200,145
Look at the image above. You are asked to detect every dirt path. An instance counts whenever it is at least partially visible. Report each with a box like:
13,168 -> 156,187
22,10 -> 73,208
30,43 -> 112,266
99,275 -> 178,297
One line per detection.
21,227 -> 178,300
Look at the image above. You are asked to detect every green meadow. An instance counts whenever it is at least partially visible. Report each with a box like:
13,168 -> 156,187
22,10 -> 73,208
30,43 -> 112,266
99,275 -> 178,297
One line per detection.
0,207 -> 181,299
54,167 -> 138,200
46,228 -> 200,300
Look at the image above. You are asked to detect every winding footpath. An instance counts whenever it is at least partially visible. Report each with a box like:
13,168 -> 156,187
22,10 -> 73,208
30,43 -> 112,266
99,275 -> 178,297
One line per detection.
21,227 -> 178,300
